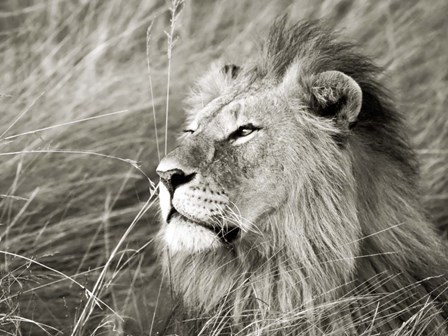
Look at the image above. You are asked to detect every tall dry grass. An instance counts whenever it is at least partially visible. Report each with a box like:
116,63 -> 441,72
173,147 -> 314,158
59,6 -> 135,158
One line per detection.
0,0 -> 446,335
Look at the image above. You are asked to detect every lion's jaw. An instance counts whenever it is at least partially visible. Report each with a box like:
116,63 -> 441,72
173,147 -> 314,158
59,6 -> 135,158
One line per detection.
159,182 -> 223,253
158,170 -> 251,253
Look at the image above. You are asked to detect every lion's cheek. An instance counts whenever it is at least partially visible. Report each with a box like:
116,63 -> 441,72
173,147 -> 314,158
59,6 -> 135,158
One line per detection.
231,181 -> 287,231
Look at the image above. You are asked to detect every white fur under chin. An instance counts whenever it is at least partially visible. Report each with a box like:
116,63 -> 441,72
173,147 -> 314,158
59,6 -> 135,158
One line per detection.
159,183 -> 171,221
164,219 -> 221,253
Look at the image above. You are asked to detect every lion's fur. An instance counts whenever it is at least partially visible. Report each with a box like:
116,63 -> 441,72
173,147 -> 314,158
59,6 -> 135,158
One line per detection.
158,19 -> 448,335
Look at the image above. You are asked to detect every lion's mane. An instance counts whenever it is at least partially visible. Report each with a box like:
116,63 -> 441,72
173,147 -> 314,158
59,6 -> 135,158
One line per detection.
159,19 -> 448,335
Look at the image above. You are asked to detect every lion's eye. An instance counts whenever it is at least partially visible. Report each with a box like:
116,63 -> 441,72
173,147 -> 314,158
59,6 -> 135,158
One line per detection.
237,128 -> 254,137
229,124 -> 261,143
183,129 -> 195,134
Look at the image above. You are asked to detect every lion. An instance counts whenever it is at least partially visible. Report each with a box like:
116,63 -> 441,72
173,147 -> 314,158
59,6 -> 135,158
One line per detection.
155,19 -> 448,335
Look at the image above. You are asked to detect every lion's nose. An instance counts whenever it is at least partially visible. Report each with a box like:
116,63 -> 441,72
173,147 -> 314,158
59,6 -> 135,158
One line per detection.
156,160 -> 196,192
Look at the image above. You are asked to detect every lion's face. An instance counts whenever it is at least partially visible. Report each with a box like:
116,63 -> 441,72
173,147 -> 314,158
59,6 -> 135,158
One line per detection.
157,64 -> 362,253
157,91 -> 291,253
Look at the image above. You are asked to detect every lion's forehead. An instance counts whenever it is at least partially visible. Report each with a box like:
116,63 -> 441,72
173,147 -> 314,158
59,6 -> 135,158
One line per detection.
192,89 -> 276,134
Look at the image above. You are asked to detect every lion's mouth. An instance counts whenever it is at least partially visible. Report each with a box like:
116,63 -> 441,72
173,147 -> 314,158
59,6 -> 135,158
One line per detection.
167,207 -> 240,244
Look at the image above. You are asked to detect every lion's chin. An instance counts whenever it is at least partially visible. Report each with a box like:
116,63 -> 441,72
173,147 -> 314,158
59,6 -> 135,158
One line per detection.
163,217 -> 222,253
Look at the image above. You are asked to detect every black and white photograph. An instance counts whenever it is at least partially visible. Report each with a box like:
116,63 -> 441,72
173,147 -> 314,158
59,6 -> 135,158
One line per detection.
1,1 -> 447,335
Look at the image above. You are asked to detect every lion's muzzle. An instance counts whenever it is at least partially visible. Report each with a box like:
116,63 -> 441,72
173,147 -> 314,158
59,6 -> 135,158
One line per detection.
156,151 -> 240,251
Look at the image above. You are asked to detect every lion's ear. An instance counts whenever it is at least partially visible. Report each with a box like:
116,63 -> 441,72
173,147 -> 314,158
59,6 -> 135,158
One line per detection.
309,71 -> 362,130
221,64 -> 241,80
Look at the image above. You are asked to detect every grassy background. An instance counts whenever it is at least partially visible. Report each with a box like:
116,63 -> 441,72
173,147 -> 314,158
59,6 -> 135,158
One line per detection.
0,0 -> 447,335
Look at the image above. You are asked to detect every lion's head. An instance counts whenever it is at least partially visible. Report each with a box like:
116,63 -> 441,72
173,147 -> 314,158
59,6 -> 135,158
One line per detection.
157,54 -> 362,256
155,19 -> 448,335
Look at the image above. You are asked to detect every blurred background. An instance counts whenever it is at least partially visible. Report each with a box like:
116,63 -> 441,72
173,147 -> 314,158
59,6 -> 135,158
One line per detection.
0,0 -> 447,335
